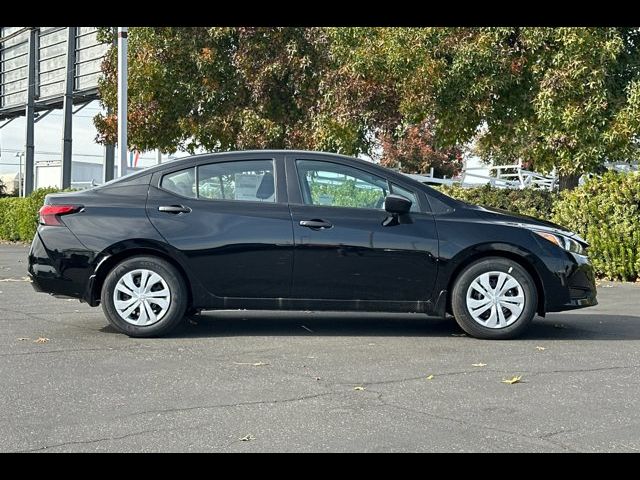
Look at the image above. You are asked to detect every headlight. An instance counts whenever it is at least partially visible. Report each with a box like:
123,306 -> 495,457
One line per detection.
531,229 -> 587,255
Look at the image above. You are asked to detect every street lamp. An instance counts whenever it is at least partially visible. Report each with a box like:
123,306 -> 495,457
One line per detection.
15,152 -> 24,197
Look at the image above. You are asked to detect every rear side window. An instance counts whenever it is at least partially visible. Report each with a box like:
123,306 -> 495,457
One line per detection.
161,168 -> 196,198
198,160 -> 275,202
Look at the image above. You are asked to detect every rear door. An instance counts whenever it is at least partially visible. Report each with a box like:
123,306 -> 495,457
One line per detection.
286,154 -> 439,304
146,154 -> 293,299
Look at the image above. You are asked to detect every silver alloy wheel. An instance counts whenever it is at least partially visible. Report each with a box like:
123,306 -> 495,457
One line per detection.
465,271 -> 525,329
113,269 -> 171,326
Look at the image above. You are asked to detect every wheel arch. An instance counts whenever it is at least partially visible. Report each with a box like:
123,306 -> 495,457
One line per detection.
445,246 -> 546,317
86,242 -> 194,308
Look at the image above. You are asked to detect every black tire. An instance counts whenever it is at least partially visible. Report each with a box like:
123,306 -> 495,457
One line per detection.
451,257 -> 538,340
101,256 -> 188,337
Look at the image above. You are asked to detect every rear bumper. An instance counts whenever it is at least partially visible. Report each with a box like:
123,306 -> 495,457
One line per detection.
28,227 -> 94,301
545,252 -> 597,312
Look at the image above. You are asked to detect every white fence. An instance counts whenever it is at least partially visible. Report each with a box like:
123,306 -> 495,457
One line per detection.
404,160 -> 639,191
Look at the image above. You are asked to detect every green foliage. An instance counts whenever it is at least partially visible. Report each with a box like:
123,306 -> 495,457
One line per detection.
309,179 -> 382,209
438,184 -> 556,220
0,188 -> 60,242
95,27 -> 465,175
327,27 -> 640,180
553,172 -> 640,281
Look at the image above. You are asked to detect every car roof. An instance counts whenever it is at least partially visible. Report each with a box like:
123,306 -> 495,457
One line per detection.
106,150 -> 374,183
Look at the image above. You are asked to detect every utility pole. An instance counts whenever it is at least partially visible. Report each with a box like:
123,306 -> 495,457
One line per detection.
117,27 -> 128,178
61,27 -> 77,189
24,27 -> 37,196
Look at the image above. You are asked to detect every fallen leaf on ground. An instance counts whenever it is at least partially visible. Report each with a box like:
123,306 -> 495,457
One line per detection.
33,337 -> 49,344
240,434 -> 255,442
426,375 -> 434,380
353,386 -> 366,391
535,346 -> 546,351
17,337 -> 29,341
314,377 -> 321,381
472,363 -> 487,367
502,375 -> 523,385
300,325 -> 313,333
233,362 -> 269,367
451,333 -> 467,337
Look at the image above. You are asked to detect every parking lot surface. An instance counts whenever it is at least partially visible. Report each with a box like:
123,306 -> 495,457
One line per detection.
1,243 -> 639,452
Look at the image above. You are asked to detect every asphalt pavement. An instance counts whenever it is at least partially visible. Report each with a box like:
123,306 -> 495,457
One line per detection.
1,243 -> 639,452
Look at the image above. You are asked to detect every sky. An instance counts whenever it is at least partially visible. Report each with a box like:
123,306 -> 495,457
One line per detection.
0,100 -> 192,177
0,101 -> 489,183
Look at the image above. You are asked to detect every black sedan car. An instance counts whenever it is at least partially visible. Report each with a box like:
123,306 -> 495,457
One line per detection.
28,150 -> 597,339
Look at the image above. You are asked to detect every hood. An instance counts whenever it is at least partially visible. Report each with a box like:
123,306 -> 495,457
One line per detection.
460,202 -> 587,244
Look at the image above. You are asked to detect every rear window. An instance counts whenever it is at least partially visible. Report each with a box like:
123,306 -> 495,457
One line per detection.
161,168 -> 196,198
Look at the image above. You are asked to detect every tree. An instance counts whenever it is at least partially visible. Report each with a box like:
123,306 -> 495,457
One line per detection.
94,27 -> 462,175
95,28 -> 359,153
330,27 -> 640,188
379,120 -> 463,177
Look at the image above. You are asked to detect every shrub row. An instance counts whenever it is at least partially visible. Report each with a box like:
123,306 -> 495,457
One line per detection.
0,188 -> 60,242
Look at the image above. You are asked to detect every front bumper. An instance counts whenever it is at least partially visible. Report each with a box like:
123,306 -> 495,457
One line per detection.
545,252 -> 597,312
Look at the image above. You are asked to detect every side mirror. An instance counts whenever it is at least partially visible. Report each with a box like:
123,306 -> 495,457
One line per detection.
384,194 -> 412,215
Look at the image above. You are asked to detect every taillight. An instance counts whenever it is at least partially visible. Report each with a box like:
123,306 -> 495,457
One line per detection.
38,205 -> 82,226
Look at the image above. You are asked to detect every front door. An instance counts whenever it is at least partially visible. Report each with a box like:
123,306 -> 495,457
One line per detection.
146,155 -> 293,299
287,157 -> 438,304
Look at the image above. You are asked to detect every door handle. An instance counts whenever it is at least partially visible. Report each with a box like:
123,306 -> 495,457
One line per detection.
158,205 -> 192,214
299,219 -> 332,230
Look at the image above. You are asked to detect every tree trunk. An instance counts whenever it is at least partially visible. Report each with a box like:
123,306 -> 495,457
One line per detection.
558,173 -> 580,191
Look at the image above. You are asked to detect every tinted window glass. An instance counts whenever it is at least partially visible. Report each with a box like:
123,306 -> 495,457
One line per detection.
390,183 -> 420,212
296,160 -> 388,210
198,160 -> 275,202
161,168 -> 196,198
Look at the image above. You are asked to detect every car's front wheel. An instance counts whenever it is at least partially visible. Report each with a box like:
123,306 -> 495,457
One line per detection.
451,257 -> 538,339
101,256 -> 188,337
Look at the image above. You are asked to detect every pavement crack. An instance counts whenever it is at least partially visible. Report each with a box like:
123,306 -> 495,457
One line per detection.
376,397 -> 580,452
11,427 -> 173,453
118,391 -> 338,420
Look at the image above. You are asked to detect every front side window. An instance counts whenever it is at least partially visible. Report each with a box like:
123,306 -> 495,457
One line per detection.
296,160 -> 389,210
198,160 -> 275,202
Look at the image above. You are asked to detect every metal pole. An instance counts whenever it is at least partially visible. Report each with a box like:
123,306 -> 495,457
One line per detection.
103,28 -> 116,183
103,143 -> 115,183
157,149 -> 162,165
18,153 -> 23,197
117,27 -> 128,178
61,27 -> 76,189
24,27 -> 37,196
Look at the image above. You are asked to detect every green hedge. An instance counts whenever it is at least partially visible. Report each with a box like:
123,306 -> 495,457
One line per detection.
438,184 -> 556,221
438,173 -> 640,281
553,172 -> 640,282
0,188 -> 60,242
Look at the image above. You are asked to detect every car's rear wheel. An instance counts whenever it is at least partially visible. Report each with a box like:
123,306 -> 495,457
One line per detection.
101,256 -> 188,337
451,257 -> 537,339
